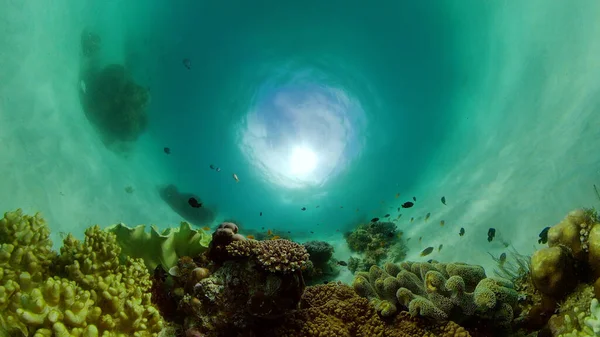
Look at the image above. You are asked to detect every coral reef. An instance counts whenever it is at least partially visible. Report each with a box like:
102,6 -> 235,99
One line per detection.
0,209 -> 163,336
158,184 -> 217,228
105,221 -> 211,270
81,63 -> 150,143
345,221 -> 406,272
302,240 -> 340,285
352,261 -> 518,328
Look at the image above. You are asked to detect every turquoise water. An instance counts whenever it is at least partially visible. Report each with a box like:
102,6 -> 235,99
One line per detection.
1,0 -> 600,278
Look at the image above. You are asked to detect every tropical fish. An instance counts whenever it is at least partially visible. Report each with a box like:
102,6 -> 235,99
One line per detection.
538,226 -> 550,244
397,214 -> 402,219
425,212 -> 431,221
420,247 -> 434,256
246,235 -> 255,240
271,236 -> 281,240
124,186 -> 134,194
459,227 -> 465,236
210,164 -> 215,169
413,197 -> 417,202
487,228 -> 496,242
216,167 -> 221,172
499,252 -> 507,265
441,196 -> 446,205
438,244 -> 443,252
384,214 -> 390,218
201,226 -> 210,231
371,217 -> 379,222
401,202 -> 414,208
410,217 -> 414,223
163,147 -> 171,154
183,58 -> 191,69
232,173 -> 240,182
337,260 -> 348,266
440,220 -> 445,227
301,207 -> 307,211
267,229 -> 273,236
397,207 -> 400,212
188,197 -> 202,208
418,236 -> 422,243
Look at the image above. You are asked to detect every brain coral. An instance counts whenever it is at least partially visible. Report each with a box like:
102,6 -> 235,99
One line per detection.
0,209 -> 164,337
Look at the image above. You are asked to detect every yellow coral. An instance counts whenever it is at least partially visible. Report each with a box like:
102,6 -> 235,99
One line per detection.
0,209 -> 163,337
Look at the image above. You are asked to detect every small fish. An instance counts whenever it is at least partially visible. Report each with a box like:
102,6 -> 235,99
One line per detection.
438,244 -> 443,252
401,202 -> 414,208
459,227 -> 465,236
397,207 -> 400,212
499,252 -> 507,265
413,196 -> 417,202
340,206 -> 344,208
410,217 -> 414,223
407,238 -> 412,242
316,205 -> 320,208
201,226 -> 210,231
384,214 -> 390,218
337,260 -> 348,266
261,227 -> 265,230
310,231 -> 314,234
183,58 -> 191,69
247,235 -> 255,240
260,212 -> 263,216
271,236 -> 281,240
287,231 -> 291,233
124,186 -> 134,194
210,164 -> 215,169
538,226 -> 550,244
267,229 -> 273,236
188,197 -> 202,208
163,147 -> 171,154
301,207 -> 307,211
371,217 -> 379,222
323,280 -> 329,284
487,228 -> 496,242
441,196 -> 446,205
395,193 -> 400,198
425,212 -> 431,221
397,214 -> 402,219
233,173 -> 240,182
216,167 -> 221,172
418,236 -> 422,242
440,220 -> 445,227
420,246 -> 434,256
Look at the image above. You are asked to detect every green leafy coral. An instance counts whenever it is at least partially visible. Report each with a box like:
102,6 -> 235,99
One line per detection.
105,222 -> 211,271
352,261 -> 518,326
0,209 -> 164,337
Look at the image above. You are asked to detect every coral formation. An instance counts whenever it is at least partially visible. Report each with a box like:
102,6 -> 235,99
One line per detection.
158,184 -> 217,228
352,261 -> 518,327
0,209 -> 163,336
81,63 -> 150,143
345,221 -> 406,272
302,240 -> 340,285
105,221 -> 211,270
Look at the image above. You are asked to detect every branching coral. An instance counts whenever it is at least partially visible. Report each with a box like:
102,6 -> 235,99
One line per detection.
352,261 -> 518,327
0,209 -> 164,336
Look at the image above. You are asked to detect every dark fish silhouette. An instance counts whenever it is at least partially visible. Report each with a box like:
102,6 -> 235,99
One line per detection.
538,227 -> 550,244
499,252 -> 507,265
210,164 -> 215,170
401,202 -> 414,208
216,167 -> 221,172
188,197 -> 202,208
384,214 -> 390,218
301,207 -> 306,211
413,196 -> 416,202
163,147 -> 171,154
459,227 -> 465,236
441,196 -> 446,205
438,244 -> 443,252
337,261 -> 347,266
260,212 -> 262,216
420,247 -> 434,256
371,217 -> 379,222
183,58 -> 191,69
487,228 -> 496,242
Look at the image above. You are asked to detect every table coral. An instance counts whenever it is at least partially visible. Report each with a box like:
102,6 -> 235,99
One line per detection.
227,239 -> 309,273
353,261 -> 518,326
0,209 -> 164,337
